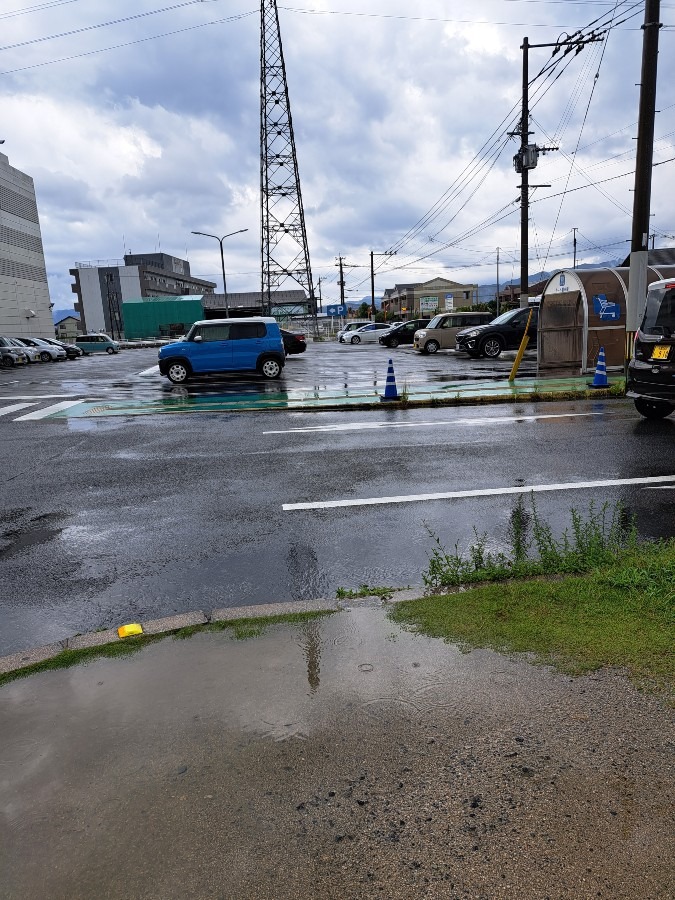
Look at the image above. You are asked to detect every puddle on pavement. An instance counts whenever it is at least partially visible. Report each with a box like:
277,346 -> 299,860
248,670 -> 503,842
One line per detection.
1,609 -> 560,746
2,607 -> 672,900
0,511 -> 67,559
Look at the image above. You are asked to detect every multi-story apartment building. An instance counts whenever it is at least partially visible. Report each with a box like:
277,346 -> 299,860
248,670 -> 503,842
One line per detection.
0,151 -> 53,338
382,277 -> 479,319
69,253 -> 216,336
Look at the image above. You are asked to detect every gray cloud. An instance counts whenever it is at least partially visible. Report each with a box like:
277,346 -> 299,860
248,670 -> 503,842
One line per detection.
0,1 -> 672,306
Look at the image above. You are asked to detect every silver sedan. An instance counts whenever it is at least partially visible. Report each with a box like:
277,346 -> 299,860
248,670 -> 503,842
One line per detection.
8,338 -> 42,363
340,323 -> 393,345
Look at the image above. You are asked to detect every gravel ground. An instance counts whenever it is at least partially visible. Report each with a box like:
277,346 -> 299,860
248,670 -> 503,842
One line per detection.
1,608 -> 673,899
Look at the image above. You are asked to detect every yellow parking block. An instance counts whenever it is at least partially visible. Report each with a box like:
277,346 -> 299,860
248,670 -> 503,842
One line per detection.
117,623 -> 143,639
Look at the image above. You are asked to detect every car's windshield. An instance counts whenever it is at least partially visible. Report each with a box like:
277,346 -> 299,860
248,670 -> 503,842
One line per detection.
642,286 -> 675,337
426,316 -> 444,328
489,308 -> 523,326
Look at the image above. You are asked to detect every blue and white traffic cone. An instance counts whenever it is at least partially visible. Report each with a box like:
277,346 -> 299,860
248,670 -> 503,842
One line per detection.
381,358 -> 400,401
588,346 -> 608,388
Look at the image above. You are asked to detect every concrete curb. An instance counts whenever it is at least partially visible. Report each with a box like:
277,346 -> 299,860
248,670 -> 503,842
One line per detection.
0,591 -> 432,678
0,599 -> 344,677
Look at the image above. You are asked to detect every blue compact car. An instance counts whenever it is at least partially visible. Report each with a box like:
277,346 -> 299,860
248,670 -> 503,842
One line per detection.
158,317 -> 286,384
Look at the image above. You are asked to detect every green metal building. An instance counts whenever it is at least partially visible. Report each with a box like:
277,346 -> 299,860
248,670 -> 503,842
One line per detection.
122,296 -> 205,340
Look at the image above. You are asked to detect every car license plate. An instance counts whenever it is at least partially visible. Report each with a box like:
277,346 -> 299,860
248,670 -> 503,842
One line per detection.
651,345 -> 670,360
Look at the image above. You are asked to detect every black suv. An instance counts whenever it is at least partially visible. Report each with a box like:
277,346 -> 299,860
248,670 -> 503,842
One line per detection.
379,319 -> 430,348
627,278 -> 674,419
455,307 -> 538,358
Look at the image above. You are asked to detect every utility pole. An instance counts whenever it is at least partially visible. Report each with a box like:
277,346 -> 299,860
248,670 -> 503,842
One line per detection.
513,33 -> 599,307
572,227 -> 578,269
520,36 -> 530,309
370,250 -> 396,319
627,0 -> 661,362
316,276 -> 323,312
336,256 -> 345,310
496,247 -> 500,316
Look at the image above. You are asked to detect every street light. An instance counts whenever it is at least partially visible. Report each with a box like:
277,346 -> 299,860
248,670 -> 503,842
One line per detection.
191,229 -> 248,318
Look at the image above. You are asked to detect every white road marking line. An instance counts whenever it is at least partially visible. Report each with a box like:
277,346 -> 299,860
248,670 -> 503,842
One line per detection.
13,399 -> 88,420
0,394 -> 81,400
138,365 -> 160,376
0,402 -> 37,416
283,475 -> 675,512
265,411 -> 603,435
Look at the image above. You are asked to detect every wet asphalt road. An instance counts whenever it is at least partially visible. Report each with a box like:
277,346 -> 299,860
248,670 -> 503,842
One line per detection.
2,609 -> 673,899
0,346 -> 673,655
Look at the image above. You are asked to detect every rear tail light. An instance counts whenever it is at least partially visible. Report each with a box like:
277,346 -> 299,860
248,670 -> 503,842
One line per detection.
297,334 -> 306,341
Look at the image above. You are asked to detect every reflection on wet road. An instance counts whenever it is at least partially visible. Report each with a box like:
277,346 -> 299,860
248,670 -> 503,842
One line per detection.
0,343 -> 538,408
1,609 -> 672,899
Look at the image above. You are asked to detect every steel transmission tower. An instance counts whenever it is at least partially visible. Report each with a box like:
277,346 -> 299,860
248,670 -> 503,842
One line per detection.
260,0 -> 316,319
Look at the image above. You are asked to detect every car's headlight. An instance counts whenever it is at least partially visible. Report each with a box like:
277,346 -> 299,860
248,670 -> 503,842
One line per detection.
416,331 -> 426,338
465,330 -> 480,338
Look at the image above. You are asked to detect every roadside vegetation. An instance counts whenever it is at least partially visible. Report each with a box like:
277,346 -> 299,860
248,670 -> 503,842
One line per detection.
390,496 -> 674,688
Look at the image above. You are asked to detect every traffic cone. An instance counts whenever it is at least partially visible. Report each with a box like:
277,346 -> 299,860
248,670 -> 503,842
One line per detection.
588,346 -> 608,388
381,358 -> 400,401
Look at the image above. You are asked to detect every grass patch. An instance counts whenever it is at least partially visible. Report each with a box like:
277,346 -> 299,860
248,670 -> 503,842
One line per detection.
390,540 -> 674,688
0,611 -> 335,687
422,496 -> 638,590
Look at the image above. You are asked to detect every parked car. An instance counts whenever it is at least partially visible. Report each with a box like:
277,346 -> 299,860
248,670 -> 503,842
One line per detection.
336,320 -> 371,342
75,334 -> 120,354
13,336 -> 67,361
280,328 -> 307,354
41,337 -> 83,359
413,312 -> 493,354
8,337 -> 42,363
627,278 -> 675,419
455,307 -> 538,358
340,323 -> 392,344
379,319 -> 430,348
0,338 -> 28,367
158,317 -> 286,384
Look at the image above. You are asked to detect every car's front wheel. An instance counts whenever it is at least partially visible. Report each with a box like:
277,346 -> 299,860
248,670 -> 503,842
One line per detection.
388,337 -> 400,349
425,340 -> 440,354
350,335 -> 361,344
1,356 -> 14,368
40,351 -> 52,362
480,336 -> 503,358
167,361 -> 190,384
634,397 -> 674,419
106,347 -> 115,355
260,357 -> 282,379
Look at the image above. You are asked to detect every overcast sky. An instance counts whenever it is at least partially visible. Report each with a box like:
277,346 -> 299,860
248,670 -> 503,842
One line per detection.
2,0 -> 674,307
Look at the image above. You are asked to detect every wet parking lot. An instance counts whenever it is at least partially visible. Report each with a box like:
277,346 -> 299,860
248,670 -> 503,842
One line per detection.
0,340 -> 537,412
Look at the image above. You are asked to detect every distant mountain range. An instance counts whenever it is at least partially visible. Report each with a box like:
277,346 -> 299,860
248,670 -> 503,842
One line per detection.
477,259 -> 622,302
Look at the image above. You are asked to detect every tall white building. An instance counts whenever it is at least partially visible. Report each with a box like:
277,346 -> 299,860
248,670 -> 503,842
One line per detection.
0,152 -> 53,337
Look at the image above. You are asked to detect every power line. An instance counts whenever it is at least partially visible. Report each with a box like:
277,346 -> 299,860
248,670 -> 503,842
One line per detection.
0,9 -> 257,76
0,0 -> 222,53
0,0 -> 82,20
541,0 -> 622,271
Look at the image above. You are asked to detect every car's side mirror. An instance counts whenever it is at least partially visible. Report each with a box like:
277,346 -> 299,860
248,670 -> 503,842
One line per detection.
193,335 -> 202,343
